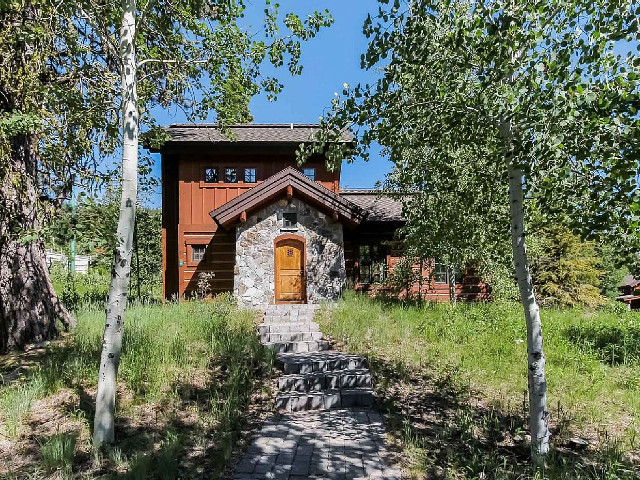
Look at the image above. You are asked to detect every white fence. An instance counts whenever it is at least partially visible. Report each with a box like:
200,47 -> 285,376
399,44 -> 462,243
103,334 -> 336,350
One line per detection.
46,250 -> 91,275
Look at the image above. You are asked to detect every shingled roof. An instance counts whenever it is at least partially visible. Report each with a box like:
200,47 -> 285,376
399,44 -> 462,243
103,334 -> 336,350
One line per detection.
620,274 -> 640,289
340,190 -> 405,222
159,123 -> 353,146
210,167 -> 367,227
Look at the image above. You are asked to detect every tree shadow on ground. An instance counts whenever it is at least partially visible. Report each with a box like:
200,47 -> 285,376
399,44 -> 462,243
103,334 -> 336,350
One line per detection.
368,356 -> 640,479
1,335 -> 276,480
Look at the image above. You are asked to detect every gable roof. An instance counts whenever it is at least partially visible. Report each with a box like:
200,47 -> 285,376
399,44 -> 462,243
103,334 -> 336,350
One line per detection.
210,167 -> 367,227
620,274 -> 640,289
340,190 -> 405,222
158,123 -> 353,146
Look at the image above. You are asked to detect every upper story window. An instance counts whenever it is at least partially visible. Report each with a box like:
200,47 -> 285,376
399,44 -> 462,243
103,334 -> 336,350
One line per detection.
283,213 -> 297,229
244,168 -> 257,183
302,167 -> 316,181
225,168 -> 238,183
192,245 -> 206,263
204,168 -> 218,183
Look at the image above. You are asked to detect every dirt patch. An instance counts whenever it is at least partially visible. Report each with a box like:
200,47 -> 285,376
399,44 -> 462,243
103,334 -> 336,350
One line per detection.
1,365 -> 277,479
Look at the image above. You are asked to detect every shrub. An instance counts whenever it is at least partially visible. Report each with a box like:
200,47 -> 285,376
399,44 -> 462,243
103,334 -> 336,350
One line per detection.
529,224 -> 606,308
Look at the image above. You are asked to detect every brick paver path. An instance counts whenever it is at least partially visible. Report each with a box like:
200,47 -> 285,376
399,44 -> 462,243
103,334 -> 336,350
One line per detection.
233,409 -> 402,479
233,305 -> 402,479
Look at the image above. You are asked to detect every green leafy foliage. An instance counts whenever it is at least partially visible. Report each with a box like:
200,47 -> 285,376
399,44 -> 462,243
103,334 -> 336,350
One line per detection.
385,256 -> 420,298
529,224 -> 605,308
598,244 -> 631,299
45,189 -> 162,303
302,0 -> 640,287
1,0 -> 333,250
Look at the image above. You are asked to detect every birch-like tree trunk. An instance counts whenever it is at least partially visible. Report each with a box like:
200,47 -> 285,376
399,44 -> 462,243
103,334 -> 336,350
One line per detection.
448,265 -> 457,306
93,0 -> 138,446
500,120 -> 550,466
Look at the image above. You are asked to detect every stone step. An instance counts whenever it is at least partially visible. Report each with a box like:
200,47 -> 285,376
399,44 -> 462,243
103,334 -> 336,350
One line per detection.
276,388 -> 374,412
262,314 -> 317,324
260,331 -> 324,343
258,322 -> 320,334
264,340 -> 330,354
265,304 -> 320,311
277,351 -> 369,374
277,369 -> 371,393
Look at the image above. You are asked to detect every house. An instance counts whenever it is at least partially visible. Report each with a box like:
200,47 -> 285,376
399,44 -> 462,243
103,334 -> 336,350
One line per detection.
617,274 -> 640,310
151,123 -> 489,306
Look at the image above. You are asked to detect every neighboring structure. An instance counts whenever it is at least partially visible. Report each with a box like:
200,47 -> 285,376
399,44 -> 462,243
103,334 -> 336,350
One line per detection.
152,123 -> 489,306
617,274 -> 640,310
46,250 -> 91,275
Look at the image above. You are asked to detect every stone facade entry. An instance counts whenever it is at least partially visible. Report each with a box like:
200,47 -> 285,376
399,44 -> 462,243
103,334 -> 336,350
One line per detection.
275,235 -> 306,303
234,197 -> 347,307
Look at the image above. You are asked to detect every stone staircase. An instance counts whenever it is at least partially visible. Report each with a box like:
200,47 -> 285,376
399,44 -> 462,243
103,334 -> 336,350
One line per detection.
259,304 -> 374,413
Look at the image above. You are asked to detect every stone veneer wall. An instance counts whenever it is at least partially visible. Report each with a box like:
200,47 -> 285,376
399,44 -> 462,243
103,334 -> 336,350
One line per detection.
235,198 -> 346,307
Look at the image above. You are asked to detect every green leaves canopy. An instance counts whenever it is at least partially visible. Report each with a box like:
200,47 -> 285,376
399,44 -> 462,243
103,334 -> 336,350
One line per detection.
304,0 -> 639,264
1,0 -> 333,204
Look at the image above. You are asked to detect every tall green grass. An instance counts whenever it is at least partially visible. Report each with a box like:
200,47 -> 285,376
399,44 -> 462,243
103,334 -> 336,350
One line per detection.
0,296 -> 273,477
322,293 -> 640,446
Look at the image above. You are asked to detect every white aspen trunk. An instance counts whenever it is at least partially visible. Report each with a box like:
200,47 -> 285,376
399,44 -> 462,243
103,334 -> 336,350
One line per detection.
93,0 -> 138,446
448,264 -> 457,306
500,119 -> 550,466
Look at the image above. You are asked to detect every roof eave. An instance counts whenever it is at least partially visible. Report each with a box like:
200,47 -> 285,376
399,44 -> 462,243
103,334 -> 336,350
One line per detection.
209,167 -> 366,227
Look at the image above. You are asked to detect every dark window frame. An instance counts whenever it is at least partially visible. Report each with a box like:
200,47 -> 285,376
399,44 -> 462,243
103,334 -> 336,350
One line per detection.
191,245 -> 206,263
224,167 -> 238,183
358,243 -> 387,285
283,212 -> 298,229
244,167 -> 257,183
204,167 -> 218,183
433,261 -> 460,284
302,167 -> 316,181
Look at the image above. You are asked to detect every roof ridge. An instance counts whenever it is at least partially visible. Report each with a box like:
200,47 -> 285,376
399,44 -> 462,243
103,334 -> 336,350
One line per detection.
340,189 -> 383,194
168,123 -> 321,128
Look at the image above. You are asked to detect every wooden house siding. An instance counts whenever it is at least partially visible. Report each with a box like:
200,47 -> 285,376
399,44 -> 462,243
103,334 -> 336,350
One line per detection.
162,147 -> 340,298
156,123 -> 491,302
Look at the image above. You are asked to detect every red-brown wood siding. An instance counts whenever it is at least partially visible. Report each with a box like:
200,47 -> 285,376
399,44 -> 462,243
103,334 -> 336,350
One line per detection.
343,226 -> 491,302
163,147 -> 339,298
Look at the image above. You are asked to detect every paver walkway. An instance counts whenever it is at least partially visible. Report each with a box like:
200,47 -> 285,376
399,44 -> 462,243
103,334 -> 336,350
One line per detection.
233,305 -> 402,479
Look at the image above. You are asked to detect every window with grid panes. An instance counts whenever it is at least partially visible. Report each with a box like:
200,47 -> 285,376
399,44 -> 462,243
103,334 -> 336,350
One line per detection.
358,244 -> 387,284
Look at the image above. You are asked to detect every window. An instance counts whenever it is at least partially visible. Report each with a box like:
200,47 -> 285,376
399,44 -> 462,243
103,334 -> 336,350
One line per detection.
359,244 -> 387,284
283,213 -> 297,228
302,167 -> 316,181
204,168 -> 218,183
433,261 -> 460,284
192,245 -> 206,263
244,168 -> 257,183
225,168 -> 238,183
433,262 -> 448,284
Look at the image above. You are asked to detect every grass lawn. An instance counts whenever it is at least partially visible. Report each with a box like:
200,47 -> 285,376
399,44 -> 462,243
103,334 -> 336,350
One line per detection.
0,297 -> 274,479
320,293 -> 640,479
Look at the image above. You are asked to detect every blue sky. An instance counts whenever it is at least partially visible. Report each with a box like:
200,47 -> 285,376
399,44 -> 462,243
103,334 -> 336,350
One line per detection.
147,1 -> 392,206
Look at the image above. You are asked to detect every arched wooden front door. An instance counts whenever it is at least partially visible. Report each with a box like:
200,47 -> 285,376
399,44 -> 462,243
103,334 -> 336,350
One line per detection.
274,236 -> 306,303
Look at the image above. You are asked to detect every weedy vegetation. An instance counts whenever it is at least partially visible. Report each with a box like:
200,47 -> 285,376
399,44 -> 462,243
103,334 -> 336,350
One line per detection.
320,292 -> 640,479
0,296 -> 275,479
